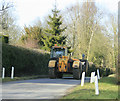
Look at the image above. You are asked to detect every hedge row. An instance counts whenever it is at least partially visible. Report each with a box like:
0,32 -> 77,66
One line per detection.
2,43 -> 115,77
2,44 -> 50,77
87,64 -> 116,77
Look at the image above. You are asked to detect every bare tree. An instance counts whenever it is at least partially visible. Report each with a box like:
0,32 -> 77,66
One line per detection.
0,0 -> 21,44
63,2 -> 102,59
0,0 -> 13,32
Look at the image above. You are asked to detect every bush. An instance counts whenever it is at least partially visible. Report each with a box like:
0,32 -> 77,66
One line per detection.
86,64 -> 96,76
2,44 -> 50,77
87,64 -> 115,77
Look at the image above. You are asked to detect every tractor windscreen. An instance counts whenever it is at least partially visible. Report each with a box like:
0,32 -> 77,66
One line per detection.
52,48 -> 65,58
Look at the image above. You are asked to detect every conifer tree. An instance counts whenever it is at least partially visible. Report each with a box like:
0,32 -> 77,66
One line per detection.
43,4 -> 67,50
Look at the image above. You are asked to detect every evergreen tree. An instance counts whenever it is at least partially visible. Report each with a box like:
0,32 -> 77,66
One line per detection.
43,5 -> 67,50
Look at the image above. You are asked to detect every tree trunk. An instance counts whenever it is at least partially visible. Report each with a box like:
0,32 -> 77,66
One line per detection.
87,30 -> 94,60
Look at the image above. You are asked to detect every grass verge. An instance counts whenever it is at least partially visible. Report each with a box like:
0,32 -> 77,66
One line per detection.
63,74 -> 73,77
2,75 -> 48,83
61,74 -> 119,100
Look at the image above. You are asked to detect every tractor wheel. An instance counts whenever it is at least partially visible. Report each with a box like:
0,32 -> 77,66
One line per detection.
73,63 -> 82,80
49,68 -> 56,79
73,68 -> 80,80
56,73 -> 63,78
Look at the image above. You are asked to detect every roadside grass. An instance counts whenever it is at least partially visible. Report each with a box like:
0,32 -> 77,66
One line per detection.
63,74 -> 73,77
2,75 -> 48,83
61,74 -> 119,100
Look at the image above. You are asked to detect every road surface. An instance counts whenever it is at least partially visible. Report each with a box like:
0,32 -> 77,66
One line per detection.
2,77 -> 90,99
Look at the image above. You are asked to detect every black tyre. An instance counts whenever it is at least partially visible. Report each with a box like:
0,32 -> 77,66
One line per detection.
73,63 -> 82,80
49,68 -> 56,79
56,73 -> 63,78
73,68 -> 80,80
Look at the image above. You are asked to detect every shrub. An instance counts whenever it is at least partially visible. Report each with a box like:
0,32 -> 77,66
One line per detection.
86,64 -> 96,76
87,64 -> 115,77
2,44 -> 50,77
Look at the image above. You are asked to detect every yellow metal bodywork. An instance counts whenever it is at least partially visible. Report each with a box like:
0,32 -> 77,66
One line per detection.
58,56 -> 69,72
48,60 -> 56,67
73,61 -> 80,68
58,56 -> 80,72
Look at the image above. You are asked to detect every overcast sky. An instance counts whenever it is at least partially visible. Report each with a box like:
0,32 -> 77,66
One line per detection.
1,0 -> 119,27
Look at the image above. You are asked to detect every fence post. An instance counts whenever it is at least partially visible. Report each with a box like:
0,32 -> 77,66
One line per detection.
90,72 -> 95,83
90,72 -> 93,83
93,72 -> 95,82
81,72 -> 85,86
97,69 -> 100,79
95,76 -> 99,95
11,67 -> 14,79
2,67 -> 5,79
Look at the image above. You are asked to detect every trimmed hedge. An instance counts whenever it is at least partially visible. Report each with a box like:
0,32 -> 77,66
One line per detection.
2,44 -> 50,77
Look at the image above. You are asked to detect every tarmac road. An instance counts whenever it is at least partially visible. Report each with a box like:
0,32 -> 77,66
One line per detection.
2,77 -> 90,99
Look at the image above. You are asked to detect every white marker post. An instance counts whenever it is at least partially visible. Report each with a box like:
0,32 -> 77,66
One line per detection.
92,72 -> 95,82
90,72 -> 95,83
81,72 -> 85,86
11,67 -> 14,79
2,68 -> 5,79
97,69 -> 100,79
95,76 -> 99,95
90,72 -> 93,83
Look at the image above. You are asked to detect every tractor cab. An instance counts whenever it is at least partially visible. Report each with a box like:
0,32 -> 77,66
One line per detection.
50,45 -> 67,58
